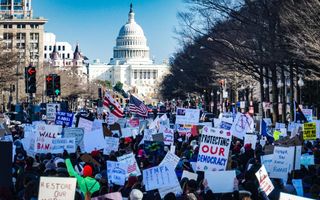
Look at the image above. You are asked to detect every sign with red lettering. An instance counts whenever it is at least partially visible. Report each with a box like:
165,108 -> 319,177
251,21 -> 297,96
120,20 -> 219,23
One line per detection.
38,177 -> 77,200
255,165 -> 274,196
196,127 -> 231,171
34,124 -> 62,153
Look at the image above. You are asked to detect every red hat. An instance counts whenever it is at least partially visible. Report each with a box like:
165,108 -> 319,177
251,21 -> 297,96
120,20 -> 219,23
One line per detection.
124,137 -> 132,144
244,143 -> 252,151
91,150 -> 100,157
83,165 -> 93,177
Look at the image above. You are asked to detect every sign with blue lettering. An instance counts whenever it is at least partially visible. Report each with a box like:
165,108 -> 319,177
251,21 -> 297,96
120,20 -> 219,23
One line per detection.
55,112 -> 74,127
106,161 -> 127,186
143,164 -> 177,191
270,146 -> 294,181
196,127 -> 232,171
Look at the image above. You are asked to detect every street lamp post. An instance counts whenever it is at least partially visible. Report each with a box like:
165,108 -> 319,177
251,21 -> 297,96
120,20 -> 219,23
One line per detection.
210,91 -> 214,113
298,76 -> 304,105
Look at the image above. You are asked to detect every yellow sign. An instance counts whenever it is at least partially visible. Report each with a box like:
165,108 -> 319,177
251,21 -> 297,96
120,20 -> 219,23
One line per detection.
303,122 -> 316,140
273,130 -> 281,141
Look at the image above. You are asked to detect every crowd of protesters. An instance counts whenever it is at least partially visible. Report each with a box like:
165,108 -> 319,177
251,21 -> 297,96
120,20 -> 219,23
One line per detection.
1,113 -> 320,200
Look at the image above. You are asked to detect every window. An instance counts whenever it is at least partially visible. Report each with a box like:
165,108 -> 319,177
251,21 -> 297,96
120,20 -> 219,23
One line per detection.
3,33 -> 12,40
58,46 -> 61,51
44,46 -> 47,51
44,54 -> 47,59
16,33 -> 25,40
17,24 -> 25,29
62,46 -> 65,51
49,46 -> 52,51
67,53 -> 70,58
134,70 -> 137,79
30,33 -> 39,40
3,24 -> 12,29
30,24 -> 39,29
62,54 -> 65,59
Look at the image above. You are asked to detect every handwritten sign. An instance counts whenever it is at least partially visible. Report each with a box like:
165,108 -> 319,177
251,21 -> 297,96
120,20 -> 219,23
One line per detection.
182,170 -> 198,181
163,128 -> 174,146
260,154 -> 273,173
77,117 -> 94,133
175,108 -> 200,125
279,192 -> 313,200
143,164 -> 177,191
270,146 -> 294,181
196,127 -> 231,171
63,128 -> 84,151
303,122 -> 316,140
117,153 -> 141,177
230,113 -> 254,139
255,165 -> 274,196
46,103 -> 60,122
244,134 -> 257,150
205,170 -> 236,193
55,112 -> 74,127
83,129 -> 105,153
103,137 -> 119,155
160,151 -> 180,168
106,161 -> 127,186
51,138 -> 75,154
38,177 -> 76,200
34,124 -> 62,153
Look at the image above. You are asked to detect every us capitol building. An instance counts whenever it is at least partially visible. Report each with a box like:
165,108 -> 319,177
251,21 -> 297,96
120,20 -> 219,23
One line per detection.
89,4 -> 169,102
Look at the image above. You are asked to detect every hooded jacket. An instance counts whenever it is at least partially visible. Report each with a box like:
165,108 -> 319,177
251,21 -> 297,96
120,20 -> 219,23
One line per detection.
65,159 -> 100,196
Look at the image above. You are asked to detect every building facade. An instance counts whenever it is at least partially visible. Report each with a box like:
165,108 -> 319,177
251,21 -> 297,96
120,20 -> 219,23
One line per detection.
89,4 -> 169,102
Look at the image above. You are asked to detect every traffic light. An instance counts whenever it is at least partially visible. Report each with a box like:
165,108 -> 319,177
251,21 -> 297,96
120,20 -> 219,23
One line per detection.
46,74 -> 54,96
54,75 -> 61,96
25,65 -> 36,93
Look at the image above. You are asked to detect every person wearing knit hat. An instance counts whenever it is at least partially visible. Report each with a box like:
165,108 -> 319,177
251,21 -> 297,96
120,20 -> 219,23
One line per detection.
129,189 -> 143,200
65,158 -> 100,199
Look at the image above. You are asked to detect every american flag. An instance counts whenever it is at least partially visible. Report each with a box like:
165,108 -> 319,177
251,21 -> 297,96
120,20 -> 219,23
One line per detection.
103,92 -> 124,118
128,95 -> 148,117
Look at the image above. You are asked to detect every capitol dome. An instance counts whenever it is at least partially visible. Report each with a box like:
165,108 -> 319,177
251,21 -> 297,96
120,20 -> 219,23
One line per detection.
110,4 -> 152,65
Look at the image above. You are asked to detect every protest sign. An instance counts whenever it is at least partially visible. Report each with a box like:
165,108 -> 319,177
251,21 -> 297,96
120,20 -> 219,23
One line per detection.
292,179 -> 304,196
55,112 -> 74,127
255,165 -> 274,196
46,103 -> 60,121
158,177 -> 182,199
170,145 -> 176,154
38,177 -> 76,200
121,127 -> 133,138
152,133 -> 164,142
176,124 -> 192,136
244,134 -> 257,150
77,117 -> 94,133
275,122 -> 286,130
302,109 -> 313,122
92,119 -> 104,131
0,142 -> 12,187
230,113 -> 254,139
128,118 -> 140,128
163,128 -> 174,146
63,128 -> 84,151
103,137 -> 119,155
92,192 -> 122,200
51,138 -> 75,154
34,124 -> 62,154
117,118 -> 127,128
315,120 -> 320,139
109,123 -> 122,137
293,146 -> 302,170
300,154 -> 314,167
160,151 -> 180,168
260,154 -> 273,173
175,108 -> 200,125
279,192 -> 313,200
139,128 -> 156,145
143,164 -> 177,191
182,170 -> 198,181
270,146 -> 294,181
106,161 -> 127,186
273,130 -> 281,141
205,170 -> 236,193
303,122 -> 316,140
197,127 -> 231,171
220,117 -> 233,130
117,153 -> 141,176
83,129 -> 105,153
139,120 -> 148,134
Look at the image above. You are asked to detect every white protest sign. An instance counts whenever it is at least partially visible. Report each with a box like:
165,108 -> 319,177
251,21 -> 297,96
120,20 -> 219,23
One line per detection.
77,117 -> 94,133
170,145 -> 176,154
160,151 -> 180,168
91,119 -> 104,131
158,176 -> 182,199
230,113 -> 254,139
196,127 -> 231,171
143,164 -> 177,191
260,154 -> 273,173
51,138 -> 75,154
139,128 -> 156,145
34,124 -> 62,153
279,192 -> 313,200
63,128 -> 84,151
244,134 -> 257,150
103,137 -> 119,155
46,103 -> 60,121
275,123 -> 286,130
292,179 -> 304,197
106,161 -> 127,186
205,170 -> 236,193
293,146 -> 302,170
255,165 -> 274,196
83,129 -> 105,152
92,192 -> 122,200
163,128 -> 174,146
117,153 -> 141,176
270,146 -> 294,181
38,177 -> 76,200
121,127 -> 133,138
182,170 -> 198,181
175,108 -> 200,125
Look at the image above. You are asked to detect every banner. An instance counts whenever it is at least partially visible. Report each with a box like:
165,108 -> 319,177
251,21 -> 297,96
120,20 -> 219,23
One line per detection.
51,138 -> 75,154
46,103 -> 60,121
175,108 -> 200,125
0,142 -> 12,187
117,153 -> 141,177
163,128 -> 174,146
103,137 -> 119,155
55,112 -> 74,127
38,177 -> 77,200
63,128 -> 84,151
196,127 -> 231,171
205,170 -> 236,193
77,117 -> 94,133
270,146 -> 294,181
143,164 -> 177,191
230,113 -> 254,139
303,122 -> 316,140
106,161 -> 127,186
255,165 -> 274,196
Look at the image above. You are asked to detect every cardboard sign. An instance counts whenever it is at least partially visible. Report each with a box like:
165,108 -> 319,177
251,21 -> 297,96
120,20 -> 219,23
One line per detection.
46,103 -> 60,121
34,124 -> 62,153
103,137 -> 119,155
77,117 -> 94,133
244,134 -> 257,150
197,127 -> 232,171
205,170 -> 236,193
160,151 -> 180,168
182,170 -> 198,181
92,192 -> 122,200
292,179 -> 303,196
51,138 -> 75,154
175,108 -> 200,125
230,113 -> 254,139
117,153 -> 141,177
38,177 -> 76,200
106,161 -> 127,186
163,128 -> 174,146
260,154 -> 273,173
83,129 -> 105,153
279,192 -> 313,200
255,165 -> 274,196
55,112 -> 74,127
0,142 -> 12,187
270,146 -> 294,181
303,122 -> 316,140
143,164 -> 178,191
63,128 -> 84,151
